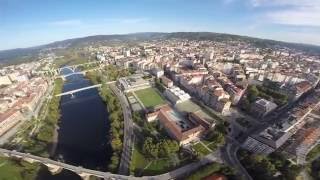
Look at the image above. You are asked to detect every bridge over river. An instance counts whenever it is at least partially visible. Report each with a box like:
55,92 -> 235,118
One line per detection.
0,148 -> 222,180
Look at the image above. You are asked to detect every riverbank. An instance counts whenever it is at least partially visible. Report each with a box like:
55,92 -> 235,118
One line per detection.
86,71 -> 125,173
4,79 -> 64,158
0,155 -> 40,180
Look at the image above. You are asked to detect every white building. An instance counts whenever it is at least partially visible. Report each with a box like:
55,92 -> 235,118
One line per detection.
0,76 -> 12,86
152,68 -> 164,78
164,86 -> 191,104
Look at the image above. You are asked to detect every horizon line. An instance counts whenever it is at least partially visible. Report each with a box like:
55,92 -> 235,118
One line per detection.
1,31 -> 320,52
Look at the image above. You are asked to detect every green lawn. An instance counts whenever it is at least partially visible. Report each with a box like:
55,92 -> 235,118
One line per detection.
130,146 -> 177,176
134,88 -> 165,108
307,144 -> 320,161
130,144 -> 193,176
130,145 -> 151,175
143,159 -> 171,176
192,143 -> 211,156
0,156 -> 39,180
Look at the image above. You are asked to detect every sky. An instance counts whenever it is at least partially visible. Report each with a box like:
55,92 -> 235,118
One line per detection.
1,0 -> 320,50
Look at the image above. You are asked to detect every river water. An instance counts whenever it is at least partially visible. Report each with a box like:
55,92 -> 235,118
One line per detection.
37,69 -> 111,179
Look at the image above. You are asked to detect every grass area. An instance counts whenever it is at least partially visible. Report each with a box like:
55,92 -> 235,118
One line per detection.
143,159 -> 171,176
307,144 -> 320,161
134,88 -> 165,108
130,145 -> 151,175
130,142 -> 189,176
0,156 -> 40,180
130,144 -> 177,176
207,143 -> 219,151
192,143 -> 211,156
202,140 -> 211,145
185,162 -> 233,180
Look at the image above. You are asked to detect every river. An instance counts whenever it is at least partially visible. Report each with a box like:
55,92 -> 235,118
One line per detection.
37,69 -> 111,179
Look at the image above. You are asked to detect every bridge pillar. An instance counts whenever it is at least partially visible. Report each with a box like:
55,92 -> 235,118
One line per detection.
71,66 -> 76,72
78,172 -> 92,180
23,157 -> 40,164
45,163 -> 63,175
70,93 -> 75,98
2,152 -> 10,157
12,154 -> 22,159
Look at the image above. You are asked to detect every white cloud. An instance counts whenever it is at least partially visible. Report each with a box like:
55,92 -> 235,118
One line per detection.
266,9 -> 320,27
48,19 -> 83,26
249,0 -> 316,7
249,0 -> 320,27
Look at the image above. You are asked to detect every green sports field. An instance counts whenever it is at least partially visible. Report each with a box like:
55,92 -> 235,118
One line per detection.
134,88 -> 166,108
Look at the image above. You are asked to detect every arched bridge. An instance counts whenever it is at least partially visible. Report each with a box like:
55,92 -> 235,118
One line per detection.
57,67 -> 103,81
0,147 -> 222,180
56,61 -> 106,75
0,148 -> 132,180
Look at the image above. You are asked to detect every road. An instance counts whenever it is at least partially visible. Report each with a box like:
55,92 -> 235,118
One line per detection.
236,89 -> 317,144
222,89 -> 320,180
221,138 -> 253,180
109,83 -> 134,176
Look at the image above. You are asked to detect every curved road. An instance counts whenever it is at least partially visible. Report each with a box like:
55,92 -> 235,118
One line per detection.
221,138 -> 252,180
109,83 -> 134,176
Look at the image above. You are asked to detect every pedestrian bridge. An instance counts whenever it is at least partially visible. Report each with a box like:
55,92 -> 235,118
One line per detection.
55,84 -> 102,97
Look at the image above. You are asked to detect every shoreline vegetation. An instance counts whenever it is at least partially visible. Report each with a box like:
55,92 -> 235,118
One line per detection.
0,155 -> 41,180
5,79 -> 64,158
86,68 -> 127,173
0,79 -> 64,179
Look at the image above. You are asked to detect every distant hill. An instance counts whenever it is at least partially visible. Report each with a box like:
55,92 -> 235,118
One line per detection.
1,32 -> 319,65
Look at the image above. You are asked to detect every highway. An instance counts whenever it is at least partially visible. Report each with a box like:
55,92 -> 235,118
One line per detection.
109,83 -> 134,176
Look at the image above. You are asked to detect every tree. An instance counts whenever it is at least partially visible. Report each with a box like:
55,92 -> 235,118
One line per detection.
247,85 -> 259,103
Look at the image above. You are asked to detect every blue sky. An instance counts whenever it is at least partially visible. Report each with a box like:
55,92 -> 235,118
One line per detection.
1,0 -> 320,50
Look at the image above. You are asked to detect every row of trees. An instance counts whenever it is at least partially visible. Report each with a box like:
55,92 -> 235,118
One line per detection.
204,129 -> 225,150
155,78 -> 165,92
142,137 -> 179,159
238,150 -> 303,180
86,71 -> 124,173
256,85 -> 288,105
37,79 -> 63,144
247,85 -> 288,105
